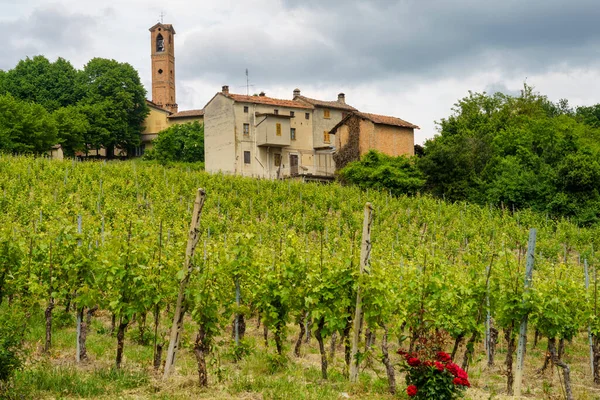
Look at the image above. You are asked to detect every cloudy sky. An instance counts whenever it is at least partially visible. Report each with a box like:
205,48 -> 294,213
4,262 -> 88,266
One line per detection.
3,0 -> 600,143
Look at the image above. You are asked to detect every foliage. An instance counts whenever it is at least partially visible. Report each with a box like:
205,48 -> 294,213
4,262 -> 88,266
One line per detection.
0,156 -> 598,396
0,308 -> 27,382
144,121 -> 204,163
338,150 -> 424,196
52,106 -> 90,157
77,58 -> 149,157
0,94 -> 57,154
418,85 -> 600,225
0,56 -> 79,112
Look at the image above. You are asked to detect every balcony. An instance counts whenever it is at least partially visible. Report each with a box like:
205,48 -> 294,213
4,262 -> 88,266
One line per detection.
255,113 -> 291,147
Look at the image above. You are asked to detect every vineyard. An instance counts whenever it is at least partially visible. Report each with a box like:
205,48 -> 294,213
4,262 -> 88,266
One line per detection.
1,155 -> 599,399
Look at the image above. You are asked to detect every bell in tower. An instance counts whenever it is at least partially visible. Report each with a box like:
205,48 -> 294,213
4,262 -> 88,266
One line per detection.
149,23 -> 178,113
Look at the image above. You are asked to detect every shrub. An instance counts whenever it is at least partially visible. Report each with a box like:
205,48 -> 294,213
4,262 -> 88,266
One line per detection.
398,350 -> 470,399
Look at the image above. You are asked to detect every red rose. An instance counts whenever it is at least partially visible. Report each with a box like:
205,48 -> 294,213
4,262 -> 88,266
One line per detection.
434,361 -> 445,372
423,360 -> 433,367
406,385 -> 418,396
453,377 -> 471,387
436,351 -> 452,363
407,357 -> 421,367
446,362 -> 460,377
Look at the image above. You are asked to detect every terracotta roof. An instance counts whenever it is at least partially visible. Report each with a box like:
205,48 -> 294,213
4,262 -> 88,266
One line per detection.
149,23 -> 176,34
169,109 -> 205,119
294,95 -> 357,111
356,112 -> 419,129
226,93 -> 313,109
330,112 -> 419,134
146,99 -> 171,113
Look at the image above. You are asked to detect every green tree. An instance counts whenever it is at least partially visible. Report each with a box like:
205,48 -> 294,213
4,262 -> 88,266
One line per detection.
52,105 -> 90,157
338,150 -> 424,196
0,55 -> 78,112
144,121 -> 204,163
77,58 -> 149,158
0,94 -> 57,154
419,85 -> 600,223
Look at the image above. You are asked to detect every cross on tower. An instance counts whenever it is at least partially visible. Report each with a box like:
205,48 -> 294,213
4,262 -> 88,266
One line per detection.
159,11 -> 165,24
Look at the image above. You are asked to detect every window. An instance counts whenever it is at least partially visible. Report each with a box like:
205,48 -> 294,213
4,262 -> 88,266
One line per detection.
290,111 -> 295,117
290,128 -> 296,140
243,106 -> 249,113
276,123 -> 282,136
305,113 -> 310,120
244,151 -> 251,164
274,153 -> 281,167
156,34 -> 165,52
243,123 -> 249,135
324,109 -> 331,119
274,109 -> 279,115
323,130 -> 330,143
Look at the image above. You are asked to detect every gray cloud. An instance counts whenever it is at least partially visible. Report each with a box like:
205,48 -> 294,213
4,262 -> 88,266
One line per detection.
177,0 -> 600,88
2,5 -> 97,70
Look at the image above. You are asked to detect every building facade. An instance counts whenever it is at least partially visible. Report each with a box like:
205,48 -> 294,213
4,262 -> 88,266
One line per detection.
204,86 -> 325,179
330,111 -> 419,170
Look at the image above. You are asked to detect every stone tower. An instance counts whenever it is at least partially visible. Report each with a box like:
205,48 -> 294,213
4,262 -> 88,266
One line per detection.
149,23 -> 178,113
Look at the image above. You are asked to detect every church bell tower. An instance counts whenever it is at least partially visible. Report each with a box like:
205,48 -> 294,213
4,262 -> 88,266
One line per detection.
149,23 -> 178,113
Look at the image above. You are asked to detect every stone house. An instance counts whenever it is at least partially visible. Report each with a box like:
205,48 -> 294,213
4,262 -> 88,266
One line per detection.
330,112 -> 419,170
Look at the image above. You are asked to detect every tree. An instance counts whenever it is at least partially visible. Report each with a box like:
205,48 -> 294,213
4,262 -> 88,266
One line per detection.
338,150 -> 424,196
0,56 -> 79,112
0,94 -> 57,154
418,84 -> 600,224
52,106 -> 90,157
144,121 -> 204,163
77,58 -> 149,158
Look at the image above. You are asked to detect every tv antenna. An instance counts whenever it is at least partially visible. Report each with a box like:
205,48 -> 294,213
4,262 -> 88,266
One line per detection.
246,68 -> 250,96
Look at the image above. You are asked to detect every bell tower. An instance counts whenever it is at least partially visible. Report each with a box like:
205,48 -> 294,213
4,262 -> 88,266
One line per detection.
149,22 -> 178,113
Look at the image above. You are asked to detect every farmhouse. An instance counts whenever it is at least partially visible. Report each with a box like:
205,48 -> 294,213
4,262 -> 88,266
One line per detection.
330,112 -> 419,170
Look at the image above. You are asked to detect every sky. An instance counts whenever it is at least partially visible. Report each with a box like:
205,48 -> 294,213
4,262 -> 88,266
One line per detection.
3,0 -> 600,144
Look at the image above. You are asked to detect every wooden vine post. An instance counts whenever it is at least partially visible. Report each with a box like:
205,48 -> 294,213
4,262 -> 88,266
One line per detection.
163,188 -> 206,379
514,228 -> 536,397
585,259 -> 594,377
350,202 -> 373,382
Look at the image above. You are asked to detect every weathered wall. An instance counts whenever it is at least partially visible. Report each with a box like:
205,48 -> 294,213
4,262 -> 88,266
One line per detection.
204,94 -> 236,174
231,102 -> 315,178
358,120 -> 414,157
141,107 -> 170,135
312,108 -> 345,149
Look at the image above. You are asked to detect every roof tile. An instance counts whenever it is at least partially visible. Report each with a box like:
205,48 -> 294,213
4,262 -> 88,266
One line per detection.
355,112 -> 419,129
294,95 -> 357,111
169,109 -> 205,119
226,93 -> 313,109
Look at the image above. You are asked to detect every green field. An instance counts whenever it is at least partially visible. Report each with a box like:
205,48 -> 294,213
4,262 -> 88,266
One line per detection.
0,156 -> 599,399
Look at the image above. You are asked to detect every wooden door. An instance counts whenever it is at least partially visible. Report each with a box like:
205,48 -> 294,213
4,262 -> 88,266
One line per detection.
290,154 -> 298,176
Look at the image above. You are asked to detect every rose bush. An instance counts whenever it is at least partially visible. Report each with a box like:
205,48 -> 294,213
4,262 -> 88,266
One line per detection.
398,350 -> 470,399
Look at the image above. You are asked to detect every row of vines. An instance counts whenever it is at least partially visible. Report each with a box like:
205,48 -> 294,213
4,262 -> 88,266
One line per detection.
0,155 -> 599,397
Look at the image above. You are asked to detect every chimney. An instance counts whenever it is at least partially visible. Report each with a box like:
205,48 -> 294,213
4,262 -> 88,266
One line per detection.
259,91 -> 266,97
338,93 -> 345,104
293,88 -> 301,97
222,85 -> 229,95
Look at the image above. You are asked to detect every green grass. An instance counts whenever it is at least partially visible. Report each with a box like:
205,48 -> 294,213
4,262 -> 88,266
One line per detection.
11,364 -> 148,398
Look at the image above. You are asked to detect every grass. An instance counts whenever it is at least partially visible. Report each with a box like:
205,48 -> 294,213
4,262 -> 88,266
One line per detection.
5,313 -> 600,399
